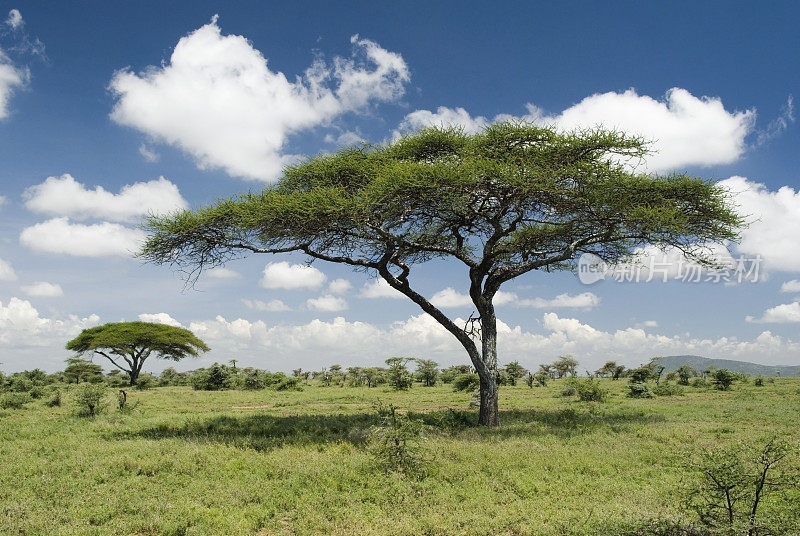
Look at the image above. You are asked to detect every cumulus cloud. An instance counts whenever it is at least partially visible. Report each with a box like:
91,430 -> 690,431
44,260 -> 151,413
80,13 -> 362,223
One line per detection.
179,310 -> 800,371
306,294 -> 348,312
429,287 -> 517,308
109,18 -> 409,181
0,297 -> 99,347
138,312 -> 183,327
19,217 -> 146,257
23,174 -> 187,222
0,48 -> 28,120
399,88 -> 755,173
722,176 -> 800,272
746,302 -> 800,324
781,280 -> 800,293
205,267 -> 240,279
21,281 -> 63,297
327,278 -> 352,295
359,279 -> 404,299
429,287 -> 598,309
260,261 -> 326,290
0,257 -> 17,281
242,298 -> 290,312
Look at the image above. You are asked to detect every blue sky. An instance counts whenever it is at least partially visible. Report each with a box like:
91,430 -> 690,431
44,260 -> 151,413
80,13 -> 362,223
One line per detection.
1,1 -> 799,373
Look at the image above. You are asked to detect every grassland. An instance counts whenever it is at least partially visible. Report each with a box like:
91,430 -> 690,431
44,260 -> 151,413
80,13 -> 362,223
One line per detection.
1,379 -> 799,535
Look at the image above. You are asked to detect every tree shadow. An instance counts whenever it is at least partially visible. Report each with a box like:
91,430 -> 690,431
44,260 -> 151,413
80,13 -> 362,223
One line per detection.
109,406 -> 663,451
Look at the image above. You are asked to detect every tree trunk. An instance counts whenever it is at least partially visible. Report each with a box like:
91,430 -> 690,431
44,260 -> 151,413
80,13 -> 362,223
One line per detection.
478,311 -> 499,426
128,369 -> 139,386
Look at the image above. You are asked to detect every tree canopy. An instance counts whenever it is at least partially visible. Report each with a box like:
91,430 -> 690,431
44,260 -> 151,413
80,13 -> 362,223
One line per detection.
66,321 -> 210,385
141,122 -> 741,425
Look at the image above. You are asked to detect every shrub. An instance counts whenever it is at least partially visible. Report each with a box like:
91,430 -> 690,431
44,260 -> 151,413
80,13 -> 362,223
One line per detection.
628,367 -> 656,383
559,384 -> 577,397
710,368 -> 737,391
134,373 -> 155,390
452,373 -> 480,392
754,375 -> 765,387
46,389 -> 62,407
274,377 -> 303,391
0,392 -> 31,409
573,378 -> 608,402
652,382 -> 684,397
385,357 -> 414,390
241,369 -> 265,390
73,383 -> 107,417
627,382 -> 654,398
690,377 -> 711,388
440,365 -> 472,384
192,363 -> 231,391
368,403 -> 427,477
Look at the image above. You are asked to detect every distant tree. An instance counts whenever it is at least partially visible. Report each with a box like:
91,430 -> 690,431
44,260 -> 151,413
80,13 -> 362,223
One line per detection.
414,359 -> 440,387
553,355 -> 579,378
595,361 -> 619,378
503,361 -> 527,386
676,365 -> 698,386
538,363 -> 556,379
710,368 -> 737,391
141,124 -> 741,425
440,365 -> 472,384
628,367 -> 655,384
362,367 -> 386,388
66,322 -> 209,386
63,357 -> 104,384
192,363 -> 230,391
386,357 -> 413,390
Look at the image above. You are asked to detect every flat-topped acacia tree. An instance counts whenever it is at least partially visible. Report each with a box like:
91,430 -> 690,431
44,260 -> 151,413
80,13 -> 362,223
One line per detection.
141,123 -> 741,426
66,321 -> 210,386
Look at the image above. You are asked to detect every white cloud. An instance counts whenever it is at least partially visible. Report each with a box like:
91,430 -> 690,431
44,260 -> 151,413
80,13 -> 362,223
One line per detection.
205,267 -> 240,279
746,302 -> 800,324
306,294 -> 348,312
5,9 -> 22,30
242,298 -> 290,312
328,278 -> 352,295
722,176 -> 800,272
429,287 -> 598,309
19,217 -> 146,257
109,18 -> 409,181
260,261 -> 326,290
0,258 -> 17,281
0,195 -> 6,208
399,88 -> 755,173
781,280 -> 800,293
21,281 -> 63,297
23,174 -> 187,222
138,312 -> 183,327
138,144 -> 160,163
359,278 -> 404,299
0,50 -> 28,120
0,297 -> 99,347
179,310 -> 800,371
517,292 -> 600,309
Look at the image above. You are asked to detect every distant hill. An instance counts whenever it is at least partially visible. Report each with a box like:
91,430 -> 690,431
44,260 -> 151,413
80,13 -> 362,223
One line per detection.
652,355 -> 800,377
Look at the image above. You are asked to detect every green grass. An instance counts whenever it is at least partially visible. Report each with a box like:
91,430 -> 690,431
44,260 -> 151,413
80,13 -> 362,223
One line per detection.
1,379 -> 799,535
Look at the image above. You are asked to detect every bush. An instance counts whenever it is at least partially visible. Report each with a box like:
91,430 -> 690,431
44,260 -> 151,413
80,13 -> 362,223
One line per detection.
241,369 -> 265,390
134,373 -> 155,390
452,373 -> 480,392
627,382 -> 654,398
385,357 -> 414,390
192,363 -> 231,391
710,368 -> 737,391
73,383 -> 107,417
46,389 -> 62,407
754,375 -> 765,387
652,382 -> 684,397
690,377 -> 710,388
274,377 -> 303,391
559,384 -> 577,397
573,378 -> 608,402
0,392 -> 31,409
368,403 -> 427,477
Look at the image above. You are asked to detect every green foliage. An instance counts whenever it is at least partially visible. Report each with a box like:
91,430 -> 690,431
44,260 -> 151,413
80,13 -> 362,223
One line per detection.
690,377 -> 711,389
710,369 -> 737,391
530,370 -> 549,387
413,359 -> 439,387
628,382 -> 655,399
0,391 -> 31,409
274,377 -> 303,391
385,357 -> 413,390
73,383 -> 107,417
629,367 -> 656,383
571,378 -> 609,402
553,355 -> 579,378
63,357 -> 104,384
440,365 -> 472,384
134,373 -> 155,390
503,361 -> 527,386
368,403 -> 427,477
66,321 -> 209,385
46,389 -> 61,408
754,376 -> 765,387
676,365 -> 698,386
559,383 -> 578,397
652,382 -> 684,397
452,373 -> 480,392
687,437 -> 797,534
192,363 -> 231,391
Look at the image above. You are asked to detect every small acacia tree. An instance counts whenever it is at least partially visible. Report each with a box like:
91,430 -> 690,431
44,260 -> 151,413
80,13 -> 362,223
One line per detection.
66,322 -> 209,386
141,123 -> 740,426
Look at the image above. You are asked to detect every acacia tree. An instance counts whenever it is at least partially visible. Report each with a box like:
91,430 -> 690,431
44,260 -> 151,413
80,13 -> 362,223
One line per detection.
66,321 -> 210,385
141,123 -> 740,426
